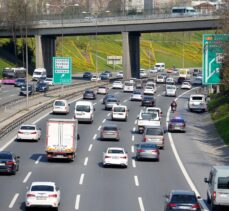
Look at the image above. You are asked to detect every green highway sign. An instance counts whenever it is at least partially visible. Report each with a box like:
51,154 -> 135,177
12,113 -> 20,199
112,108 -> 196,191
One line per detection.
203,34 -> 229,85
53,57 -> 72,85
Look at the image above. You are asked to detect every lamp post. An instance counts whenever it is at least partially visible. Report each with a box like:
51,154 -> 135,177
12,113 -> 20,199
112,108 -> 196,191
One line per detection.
46,2 -> 79,57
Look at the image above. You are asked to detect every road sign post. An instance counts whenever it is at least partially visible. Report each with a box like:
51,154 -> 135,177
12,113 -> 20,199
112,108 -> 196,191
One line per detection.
53,57 -> 72,85
107,56 -> 122,72
203,34 -> 229,85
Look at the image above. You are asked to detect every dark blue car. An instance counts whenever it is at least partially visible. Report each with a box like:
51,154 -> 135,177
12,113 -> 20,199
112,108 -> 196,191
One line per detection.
36,82 -> 49,92
14,78 -> 26,87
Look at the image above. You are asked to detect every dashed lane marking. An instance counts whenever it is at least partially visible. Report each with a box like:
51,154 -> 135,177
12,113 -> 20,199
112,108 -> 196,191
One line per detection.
134,175 -> 139,186
75,194 -> 80,210
9,193 -> 19,208
88,144 -> 93,152
35,155 -> 42,164
132,159 -> 136,168
84,157 -> 88,166
23,171 -> 32,183
138,197 -> 145,211
79,174 -> 85,185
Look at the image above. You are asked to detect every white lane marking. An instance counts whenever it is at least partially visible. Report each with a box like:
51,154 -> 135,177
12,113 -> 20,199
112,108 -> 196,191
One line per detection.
99,99 -> 103,102
35,155 -> 42,164
0,96 -> 83,152
88,144 -> 93,152
93,134 -> 97,140
135,120 -> 137,125
156,94 -> 161,97
123,99 -> 127,103
138,197 -> 145,211
132,159 -> 136,168
134,175 -> 139,186
132,127 -> 136,132
93,103 -> 97,106
107,113 -> 111,117
84,157 -> 88,166
131,145 -> 135,153
9,193 -> 19,208
23,171 -> 32,183
166,87 -> 209,211
102,119 -> 106,123
79,173 -> 85,185
98,125 -> 101,131
75,194 -> 80,210
132,135 -> 135,142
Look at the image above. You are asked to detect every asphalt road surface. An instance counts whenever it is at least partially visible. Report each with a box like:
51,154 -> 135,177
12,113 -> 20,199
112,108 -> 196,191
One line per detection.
0,82 -> 226,211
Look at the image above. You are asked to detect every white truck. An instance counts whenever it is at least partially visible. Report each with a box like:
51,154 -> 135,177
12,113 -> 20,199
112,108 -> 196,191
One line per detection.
137,112 -> 160,133
46,119 -> 79,161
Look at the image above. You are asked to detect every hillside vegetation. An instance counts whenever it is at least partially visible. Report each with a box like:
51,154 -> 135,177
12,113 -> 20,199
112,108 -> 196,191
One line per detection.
0,31 -> 208,73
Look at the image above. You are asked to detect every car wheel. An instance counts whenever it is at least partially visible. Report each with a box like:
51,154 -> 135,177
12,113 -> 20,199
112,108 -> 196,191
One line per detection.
136,156 -> 140,161
211,200 -> 217,210
161,146 -> 164,150
11,168 -> 16,175
156,157 -> 160,162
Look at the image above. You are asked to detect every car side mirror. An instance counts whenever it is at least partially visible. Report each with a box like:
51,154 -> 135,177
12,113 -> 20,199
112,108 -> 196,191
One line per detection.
77,134 -> 80,140
204,178 -> 209,183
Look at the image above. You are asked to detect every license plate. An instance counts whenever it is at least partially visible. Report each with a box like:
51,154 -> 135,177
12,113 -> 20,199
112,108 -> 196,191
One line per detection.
25,132 -> 30,135
178,206 -> 189,209
37,196 -> 47,200
118,113 -> 123,115
56,155 -> 64,158
220,194 -> 228,198
112,156 -> 119,159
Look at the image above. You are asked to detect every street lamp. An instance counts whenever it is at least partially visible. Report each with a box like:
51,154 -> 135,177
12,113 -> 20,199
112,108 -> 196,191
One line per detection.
46,2 -> 79,57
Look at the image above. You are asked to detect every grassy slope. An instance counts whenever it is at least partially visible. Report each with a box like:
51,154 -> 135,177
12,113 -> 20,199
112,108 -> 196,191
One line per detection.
0,31 -> 211,74
208,94 -> 229,145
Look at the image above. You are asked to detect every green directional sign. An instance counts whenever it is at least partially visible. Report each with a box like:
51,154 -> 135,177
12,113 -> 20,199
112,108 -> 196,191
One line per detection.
53,57 -> 72,85
203,34 -> 229,85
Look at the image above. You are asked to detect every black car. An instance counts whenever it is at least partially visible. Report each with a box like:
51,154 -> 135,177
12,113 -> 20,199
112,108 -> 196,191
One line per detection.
141,96 -> 155,107
164,190 -> 201,211
83,89 -> 96,100
20,84 -> 35,96
168,117 -> 186,132
0,151 -> 20,175
83,72 -> 93,79
177,77 -> 186,85
102,94 -> 115,104
14,78 -> 26,87
36,82 -> 49,92
100,73 -> 110,80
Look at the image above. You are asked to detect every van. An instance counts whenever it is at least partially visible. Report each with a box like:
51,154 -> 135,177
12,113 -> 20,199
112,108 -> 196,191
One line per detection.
204,166 -> 229,210
123,81 -> 135,92
74,101 -> 94,123
112,105 -> 128,121
32,68 -> 47,81
52,99 -> 70,114
172,6 -> 197,16
154,63 -> 165,72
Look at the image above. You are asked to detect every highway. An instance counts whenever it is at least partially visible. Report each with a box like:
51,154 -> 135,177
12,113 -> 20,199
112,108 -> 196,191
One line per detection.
0,82 -> 227,211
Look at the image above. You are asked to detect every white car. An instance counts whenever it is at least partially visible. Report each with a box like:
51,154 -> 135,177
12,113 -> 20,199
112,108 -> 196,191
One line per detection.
116,71 -> 123,78
112,104 -> 128,121
146,107 -> 162,120
166,77 -> 175,85
44,78 -> 54,86
17,124 -> 41,141
156,75 -> 166,83
188,94 -> 207,112
149,68 -> 158,73
140,70 -> 147,78
123,81 -> 135,92
97,86 -> 108,94
91,75 -> 100,81
112,81 -> 123,89
25,182 -> 60,209
103,147 -> 128,168
130,91 -> 142,101
144,86 -> 155,95
181,81 -> 192,89
53,99 -> 70,114
165,85 -> 177,97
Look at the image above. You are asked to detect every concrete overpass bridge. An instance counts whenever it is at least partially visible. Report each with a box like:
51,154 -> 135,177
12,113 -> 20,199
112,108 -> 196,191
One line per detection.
0,13 -> 220,78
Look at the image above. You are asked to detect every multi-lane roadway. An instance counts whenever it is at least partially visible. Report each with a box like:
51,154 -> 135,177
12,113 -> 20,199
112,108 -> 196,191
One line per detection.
0,81 -> 227,211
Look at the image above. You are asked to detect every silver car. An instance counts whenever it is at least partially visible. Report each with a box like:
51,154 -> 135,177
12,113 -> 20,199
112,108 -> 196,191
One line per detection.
100,125 -> 120,141
105,98 -> 119,110
143,126 -> 165,149
135,143 -> 160,161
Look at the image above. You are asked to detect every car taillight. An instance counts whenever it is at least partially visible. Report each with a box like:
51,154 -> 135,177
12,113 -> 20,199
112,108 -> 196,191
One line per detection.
152,149 -> 158,153
213,191 -> 216,200
26,194 -> 35,198
144,137 -> 147,142
168,203 -> 176,207
120,156 -> 127,159
137,149 -> 145,153
18,131 -> 23,134
49,194 -> 57,198
6,161 -> 14,165
192,203 -> 200,209
31,132 -> 37,134
105,156 -> 110,158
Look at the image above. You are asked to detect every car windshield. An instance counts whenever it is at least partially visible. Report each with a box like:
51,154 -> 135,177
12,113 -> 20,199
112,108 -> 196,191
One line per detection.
167,86 -> 176,90
21,86 -> 32,91
114,107 -> 125,112
218,177 -> 229,189
171,194 -> 197,203
107,99 -> 117,103
76,105 -> 90,112
103,126 -> 118,131
108,149 -> 124,154
158,76 -> 163,79
144,97 -> 153,101
125,82 -> 133,86
192,96 -> 203,100
34,72 -> 42,75
141,113 -> 153,120
16,79 -> 25,82
171,118 -> 185,123
133,92 -> 141,95
31,185 -> 54,192
46,78 -> 52,81
20,126 -> 36,130
145,86 -> 153,89
146,128 -> 163,135
54,101 -> 65,106
140,144 -> 157,149
38,83 -> 46,86
0,153 -> 12,159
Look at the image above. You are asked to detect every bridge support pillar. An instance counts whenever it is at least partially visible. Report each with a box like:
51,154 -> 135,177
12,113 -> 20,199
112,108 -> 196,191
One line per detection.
35,35 -> 56,77
122,32 -> 140,79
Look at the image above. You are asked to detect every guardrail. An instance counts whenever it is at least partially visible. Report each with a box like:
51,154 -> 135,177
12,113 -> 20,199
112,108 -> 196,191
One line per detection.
0,80 -> 110,140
